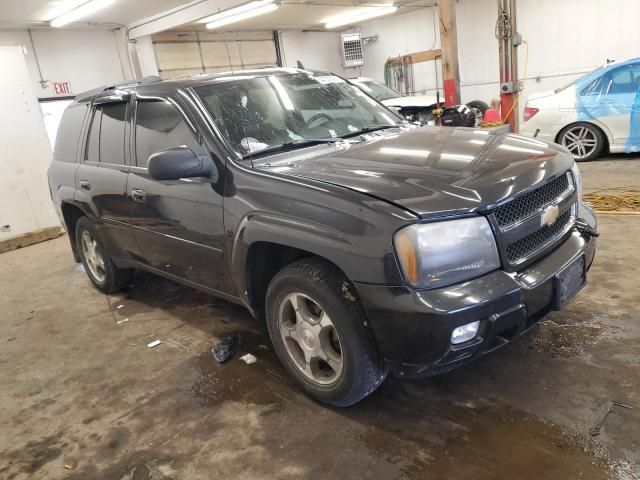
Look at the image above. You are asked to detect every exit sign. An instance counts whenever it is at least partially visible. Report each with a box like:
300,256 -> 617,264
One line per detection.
53,81 -> 72,95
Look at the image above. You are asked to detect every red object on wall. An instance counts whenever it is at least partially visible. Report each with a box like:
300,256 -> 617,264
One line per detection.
53,81 -> 71,95
443,78 -> 458,107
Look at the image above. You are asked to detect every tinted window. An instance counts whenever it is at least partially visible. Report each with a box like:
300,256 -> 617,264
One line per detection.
84,103 -> 126,164
135,101 -> 201,168
54,103 -> 88,163
99,103 -> 126,165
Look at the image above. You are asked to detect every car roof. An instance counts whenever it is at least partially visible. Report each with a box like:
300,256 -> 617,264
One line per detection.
74,67 -> 331,102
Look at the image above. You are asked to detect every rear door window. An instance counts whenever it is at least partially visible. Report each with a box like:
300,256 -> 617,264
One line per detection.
84,102 -> 127,165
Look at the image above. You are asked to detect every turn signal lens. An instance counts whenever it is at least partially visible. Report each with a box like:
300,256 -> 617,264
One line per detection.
523,106 -> 539,122
394,231 -> 418,285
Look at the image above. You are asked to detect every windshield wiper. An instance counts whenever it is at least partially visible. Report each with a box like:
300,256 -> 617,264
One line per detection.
242,138 -> 350,159
341,124 -> 400,138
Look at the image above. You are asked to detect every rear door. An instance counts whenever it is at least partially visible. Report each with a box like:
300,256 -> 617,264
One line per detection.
75,94 -> 139,259
127,94 -> 231,293
580,63 -> 640,148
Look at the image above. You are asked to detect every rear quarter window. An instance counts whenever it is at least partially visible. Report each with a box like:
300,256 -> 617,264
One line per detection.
53,103 -> 88,163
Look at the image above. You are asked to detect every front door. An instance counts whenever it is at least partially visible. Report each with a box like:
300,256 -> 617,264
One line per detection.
127,95 -> 232,294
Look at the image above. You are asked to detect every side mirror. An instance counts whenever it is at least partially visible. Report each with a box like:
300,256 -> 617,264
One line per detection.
147,147 -> 215,181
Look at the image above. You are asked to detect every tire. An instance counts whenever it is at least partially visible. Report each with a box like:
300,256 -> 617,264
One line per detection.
75,216 -> 132,294
557,122 -> 604,162
265,259 -> 387,407
466,100 -> 489,126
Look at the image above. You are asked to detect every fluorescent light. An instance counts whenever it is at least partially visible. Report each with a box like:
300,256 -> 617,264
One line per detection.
50,0 -> 114,27
324,5 -> 398,29
202,0 -> 279,30
200,0 -> 272,23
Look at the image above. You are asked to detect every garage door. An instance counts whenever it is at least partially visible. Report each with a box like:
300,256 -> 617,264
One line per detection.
152,30 -> 280,79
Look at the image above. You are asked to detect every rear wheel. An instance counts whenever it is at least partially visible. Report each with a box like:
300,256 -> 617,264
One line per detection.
265,259 -> 387,406
75,216 -> 132,293
558,122 -> 604,161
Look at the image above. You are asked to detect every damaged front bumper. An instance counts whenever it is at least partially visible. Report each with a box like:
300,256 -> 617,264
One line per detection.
355,206 -> 598,379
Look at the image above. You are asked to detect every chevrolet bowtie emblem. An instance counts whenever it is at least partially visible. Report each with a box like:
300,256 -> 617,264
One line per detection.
541,205 -> 560,227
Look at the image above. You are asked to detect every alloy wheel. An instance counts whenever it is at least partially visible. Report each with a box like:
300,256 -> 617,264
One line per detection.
562,126 -> 598,160
81,230 -> 106,283
277,292 -> 343,385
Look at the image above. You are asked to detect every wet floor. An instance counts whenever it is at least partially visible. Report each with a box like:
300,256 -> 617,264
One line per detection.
1,157 -> 639,479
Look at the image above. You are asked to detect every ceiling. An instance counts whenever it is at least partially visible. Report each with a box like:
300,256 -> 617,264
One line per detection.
0,0 -> 193,28
0,0 -> 436,30
186,0 -> 436,31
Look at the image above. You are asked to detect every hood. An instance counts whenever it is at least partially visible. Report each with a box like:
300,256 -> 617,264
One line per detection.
382,95 -> 438,108
258,126 -> 572,218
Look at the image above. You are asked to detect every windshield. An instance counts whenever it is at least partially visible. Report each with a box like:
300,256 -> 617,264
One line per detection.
195,73 -> 402,157
356,80 -> 402,101
554,66 -> 603,93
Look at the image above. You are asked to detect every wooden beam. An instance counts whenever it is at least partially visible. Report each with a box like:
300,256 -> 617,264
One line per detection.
387,49 -> 442,66
437,0 -> 460,106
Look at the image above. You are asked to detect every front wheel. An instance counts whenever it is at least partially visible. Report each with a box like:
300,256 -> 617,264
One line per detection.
265,259 -> 387,407
558,123 -> 604,161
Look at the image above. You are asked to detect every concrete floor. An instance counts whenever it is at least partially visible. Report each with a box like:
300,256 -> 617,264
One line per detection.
1,156 -> 639,480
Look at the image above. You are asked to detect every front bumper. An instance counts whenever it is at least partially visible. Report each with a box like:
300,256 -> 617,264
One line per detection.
355,206 -> 597,378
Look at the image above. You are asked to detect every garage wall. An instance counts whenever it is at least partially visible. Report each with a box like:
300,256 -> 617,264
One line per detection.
457,0 -> 640,105
346,0 -> 640,109
279,31 -> 346,75
0,29 -> 126,98
351,7 -> 442,95
0,46 -> 60,241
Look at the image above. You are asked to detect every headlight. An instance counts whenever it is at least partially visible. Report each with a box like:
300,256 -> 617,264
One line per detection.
571,162 -> 582,200
394,216 -> 500,289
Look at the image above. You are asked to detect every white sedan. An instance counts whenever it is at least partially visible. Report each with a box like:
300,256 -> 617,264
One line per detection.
521,57 -> 640,161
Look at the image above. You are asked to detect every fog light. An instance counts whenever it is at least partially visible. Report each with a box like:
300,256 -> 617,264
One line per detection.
451,321 -> 480,345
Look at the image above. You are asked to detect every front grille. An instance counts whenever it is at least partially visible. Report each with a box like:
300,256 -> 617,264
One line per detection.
494,173 -> 571,228
505,209 -> 573,264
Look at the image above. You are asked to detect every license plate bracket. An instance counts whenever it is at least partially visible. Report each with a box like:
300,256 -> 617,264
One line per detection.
553,255 -> 586,310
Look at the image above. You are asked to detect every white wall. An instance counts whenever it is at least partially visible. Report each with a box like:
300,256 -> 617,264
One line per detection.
0,46 -> 60,240
0,28 -> 127,98
457,0 -> 640,108
353,7 -> 442,95
279,31 -> 346,75
279,0 -> 640,117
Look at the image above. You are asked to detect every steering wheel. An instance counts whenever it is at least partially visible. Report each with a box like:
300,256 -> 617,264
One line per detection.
304,113 -> 333,130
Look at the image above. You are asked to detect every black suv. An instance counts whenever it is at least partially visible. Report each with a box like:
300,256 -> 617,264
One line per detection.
48,69 -> 598,406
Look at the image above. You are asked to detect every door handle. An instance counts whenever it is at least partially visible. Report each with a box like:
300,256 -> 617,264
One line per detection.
131,189 -> 147,203
79,180 -> 91,191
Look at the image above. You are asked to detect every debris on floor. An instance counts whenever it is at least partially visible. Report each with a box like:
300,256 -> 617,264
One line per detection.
147,339 -> 162,348
211,334 -> 239,363
116,318 -> 129,325
116,304 -> 125,309
239,353 -> 257,365
590,400 -> 633,436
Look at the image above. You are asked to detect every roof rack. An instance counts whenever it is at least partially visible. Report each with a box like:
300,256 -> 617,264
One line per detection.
102,76 -> 162,92
75,76 -> 163,102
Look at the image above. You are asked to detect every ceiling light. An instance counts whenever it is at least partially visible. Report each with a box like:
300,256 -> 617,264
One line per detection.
202,0 -> 279,30
50,0 -> 114,28
324,5 -> 398,29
